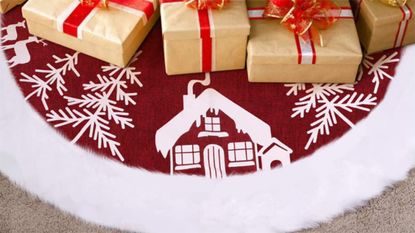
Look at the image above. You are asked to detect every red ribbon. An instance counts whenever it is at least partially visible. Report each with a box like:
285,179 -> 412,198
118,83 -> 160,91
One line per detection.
197,9 -> 213,72
394,4 -> 413,48
60,0 -> 155,38
161,0 -> 216,72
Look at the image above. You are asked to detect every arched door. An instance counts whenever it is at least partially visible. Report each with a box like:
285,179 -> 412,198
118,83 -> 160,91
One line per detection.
204,144 -> 226,179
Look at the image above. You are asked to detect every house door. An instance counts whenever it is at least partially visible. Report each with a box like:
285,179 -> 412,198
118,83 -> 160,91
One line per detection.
203,144 -> 226,179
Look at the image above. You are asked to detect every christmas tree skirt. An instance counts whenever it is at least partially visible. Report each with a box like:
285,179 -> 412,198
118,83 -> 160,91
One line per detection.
1,7 -> 415,233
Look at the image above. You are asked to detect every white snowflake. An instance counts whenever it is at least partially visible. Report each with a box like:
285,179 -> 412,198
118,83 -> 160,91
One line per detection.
358,51 -> 400,94
288,83 -> 354,118
19,52 -> 80,110
286,83 -> 377,150
46,51 -> 143,162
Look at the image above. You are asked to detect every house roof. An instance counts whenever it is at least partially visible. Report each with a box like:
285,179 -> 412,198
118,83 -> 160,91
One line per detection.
155,88 -> 292,158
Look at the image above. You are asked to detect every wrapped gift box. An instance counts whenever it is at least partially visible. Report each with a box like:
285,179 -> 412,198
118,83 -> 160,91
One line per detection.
0,0 -> 25,13
247,0 -> 362,83
22,0 -> 159,67
354,0 -> 415,54
160,0 -> 250,75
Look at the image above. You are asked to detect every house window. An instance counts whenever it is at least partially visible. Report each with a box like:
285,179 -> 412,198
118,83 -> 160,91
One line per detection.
175,145 -> 200,166
205,117 -> 221,132
228,142 -> 254,162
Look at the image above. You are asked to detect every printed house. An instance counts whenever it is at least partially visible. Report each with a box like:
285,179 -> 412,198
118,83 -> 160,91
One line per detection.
156,80 -> 292,178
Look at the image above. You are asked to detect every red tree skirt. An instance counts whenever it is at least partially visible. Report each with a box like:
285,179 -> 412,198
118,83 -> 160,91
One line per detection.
2,7 -> 401,178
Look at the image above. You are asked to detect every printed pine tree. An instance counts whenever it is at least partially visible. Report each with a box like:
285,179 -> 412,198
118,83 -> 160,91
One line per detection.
286,84 -> 377,150
358,51 -> 400,94
19,52 -> 80,110
45,51 -> 143,162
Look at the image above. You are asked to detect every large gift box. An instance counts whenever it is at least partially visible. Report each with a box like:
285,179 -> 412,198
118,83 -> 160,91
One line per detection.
0,0 -> 25,13
354,0 -> 415,54
22,0 -> 159,67
247,0 -> 363,83
160,0 -> 251,75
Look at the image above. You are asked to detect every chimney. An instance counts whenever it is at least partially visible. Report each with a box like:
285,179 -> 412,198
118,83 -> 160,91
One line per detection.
183,73 -> 211,109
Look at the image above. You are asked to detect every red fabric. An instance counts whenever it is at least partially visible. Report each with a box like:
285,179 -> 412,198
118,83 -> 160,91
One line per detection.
2,8 -> 402,176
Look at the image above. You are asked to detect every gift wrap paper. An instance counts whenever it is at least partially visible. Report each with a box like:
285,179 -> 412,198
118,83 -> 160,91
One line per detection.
22,0 -> 159,67
247,0 -> 362,83
356,0 -> 415,54
0,0 -> 25,13
161,0 -> 250,75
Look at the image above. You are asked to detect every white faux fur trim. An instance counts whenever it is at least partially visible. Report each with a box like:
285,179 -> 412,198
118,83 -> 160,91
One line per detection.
1,46 -> 415,233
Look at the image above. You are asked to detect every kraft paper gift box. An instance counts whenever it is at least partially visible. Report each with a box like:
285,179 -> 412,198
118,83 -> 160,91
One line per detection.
160,0 -> 251,75
247,1 -> 363,83
0,0 -> 25,13
354,0 -> 415,54
22,0 -> 159,67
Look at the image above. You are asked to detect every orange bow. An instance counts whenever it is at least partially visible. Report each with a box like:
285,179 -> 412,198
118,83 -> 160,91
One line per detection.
184,0 -> 229,10
264,0 -> 341,46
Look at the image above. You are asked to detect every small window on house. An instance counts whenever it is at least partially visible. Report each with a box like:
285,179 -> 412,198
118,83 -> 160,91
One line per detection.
205,117 -> 221,132
228,142 -> 254,162
175,145 -> 200,165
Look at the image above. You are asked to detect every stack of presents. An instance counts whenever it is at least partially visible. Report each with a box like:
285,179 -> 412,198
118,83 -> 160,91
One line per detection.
1,0 -> 414,83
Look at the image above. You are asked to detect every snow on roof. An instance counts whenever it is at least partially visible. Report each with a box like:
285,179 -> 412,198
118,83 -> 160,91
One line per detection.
155,88 -> 291,158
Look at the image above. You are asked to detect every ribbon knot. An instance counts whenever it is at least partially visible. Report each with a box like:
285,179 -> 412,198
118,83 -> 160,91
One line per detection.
80,0 -> 108,8
184,0 -> 229,10
264,0 -> 341,46
379,0 -> 407,7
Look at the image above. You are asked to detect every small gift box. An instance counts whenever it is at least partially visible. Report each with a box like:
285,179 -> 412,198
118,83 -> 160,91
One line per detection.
160,0 -> 251,75
247,0 -> 362,83
354,0 -> 415,54
0,0 -> 25,13
22,0 -> 159,67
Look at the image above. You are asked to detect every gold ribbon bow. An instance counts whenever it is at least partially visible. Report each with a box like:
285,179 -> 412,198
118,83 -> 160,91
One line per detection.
80,0 -> 109,8
264,0 -> 341,46
379,0 -> 407,7
184,0 -> 229,10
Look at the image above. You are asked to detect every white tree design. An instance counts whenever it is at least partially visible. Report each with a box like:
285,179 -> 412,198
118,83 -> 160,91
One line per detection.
287,84 -> 355,118
46,51 -> 143,162
305,93 -> 377,149
286,83 -> 377,150
288,53 -> 399,150
19,52 -> 80,110
358,51 -> 400,94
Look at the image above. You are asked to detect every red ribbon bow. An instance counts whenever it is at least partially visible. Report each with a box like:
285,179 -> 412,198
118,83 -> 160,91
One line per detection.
184,0 -> 229,10
264,0 -> 341,46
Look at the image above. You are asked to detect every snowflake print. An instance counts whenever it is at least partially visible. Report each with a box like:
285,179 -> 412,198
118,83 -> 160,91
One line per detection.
287,84 -> 377,150
305,92 -> 377,149
358,51 -> 400,94
19,52 -> 80,110
287,52 -> 399,150
46,51 -> 143,162
287,84 -> 355,118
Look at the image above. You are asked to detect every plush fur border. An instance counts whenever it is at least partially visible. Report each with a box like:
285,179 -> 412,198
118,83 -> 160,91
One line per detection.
1,46 -> 415,233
